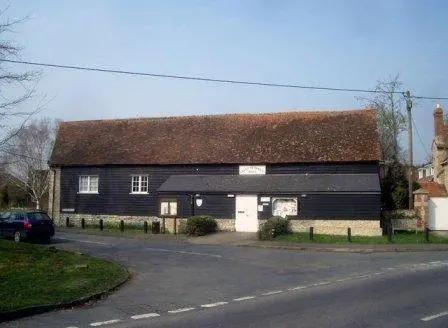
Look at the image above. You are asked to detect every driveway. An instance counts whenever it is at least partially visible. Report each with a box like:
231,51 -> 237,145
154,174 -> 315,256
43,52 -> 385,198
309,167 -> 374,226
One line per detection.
4,231 -> 448,328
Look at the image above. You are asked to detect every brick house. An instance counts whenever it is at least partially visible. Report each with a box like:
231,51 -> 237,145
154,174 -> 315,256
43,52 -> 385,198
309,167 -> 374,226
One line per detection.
414,104 -> 448,229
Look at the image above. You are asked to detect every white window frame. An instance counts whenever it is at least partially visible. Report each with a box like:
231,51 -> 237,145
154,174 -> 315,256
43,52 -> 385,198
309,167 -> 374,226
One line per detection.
78,175 -> 99,194
160,199 -> 178,216
130,175 -> 149,194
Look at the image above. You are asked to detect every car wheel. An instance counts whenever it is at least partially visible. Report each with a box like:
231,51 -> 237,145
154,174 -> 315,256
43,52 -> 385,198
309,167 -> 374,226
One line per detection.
13,231 -> 21,242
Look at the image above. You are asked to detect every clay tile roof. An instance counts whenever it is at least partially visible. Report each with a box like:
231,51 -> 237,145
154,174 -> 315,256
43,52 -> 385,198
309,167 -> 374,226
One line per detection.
419,181 -> 448,197
50,108 -> 381,166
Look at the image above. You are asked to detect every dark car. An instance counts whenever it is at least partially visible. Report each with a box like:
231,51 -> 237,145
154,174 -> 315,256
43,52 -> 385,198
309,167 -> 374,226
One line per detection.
0,210 -> 55,242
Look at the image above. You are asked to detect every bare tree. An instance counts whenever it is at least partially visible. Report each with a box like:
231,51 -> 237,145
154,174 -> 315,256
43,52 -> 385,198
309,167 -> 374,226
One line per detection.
0,8 -> 41,151
5,119 -> 57,209
358,75 -> 410,210
359,74 -> 407,163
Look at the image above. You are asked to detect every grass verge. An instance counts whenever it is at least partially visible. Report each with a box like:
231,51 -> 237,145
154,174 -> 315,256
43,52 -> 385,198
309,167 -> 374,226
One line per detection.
276,231 -> 448,244
0,239 -> 129,312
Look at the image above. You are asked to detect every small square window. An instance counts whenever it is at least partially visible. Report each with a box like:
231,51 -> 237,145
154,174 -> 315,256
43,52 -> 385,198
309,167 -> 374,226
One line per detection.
160,199 -> 178,216
131,175 -> 149,194
79,175 -> 99,193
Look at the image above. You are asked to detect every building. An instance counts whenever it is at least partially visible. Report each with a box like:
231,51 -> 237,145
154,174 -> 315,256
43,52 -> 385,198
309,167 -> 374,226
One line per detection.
414,104 -> 448,230
417,163 -> 434,181
48,109 -> 383,235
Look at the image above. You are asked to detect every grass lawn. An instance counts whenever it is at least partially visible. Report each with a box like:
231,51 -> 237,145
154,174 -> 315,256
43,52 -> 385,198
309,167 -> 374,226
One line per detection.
276,231 -> 448,244
0,239 -> 129,312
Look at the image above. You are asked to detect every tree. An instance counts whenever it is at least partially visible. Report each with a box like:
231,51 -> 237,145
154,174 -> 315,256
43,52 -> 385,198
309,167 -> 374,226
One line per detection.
359,75 -> 409,210
5,119 -> 57,209
0,9 -> 41,152
359,75 -> 407,163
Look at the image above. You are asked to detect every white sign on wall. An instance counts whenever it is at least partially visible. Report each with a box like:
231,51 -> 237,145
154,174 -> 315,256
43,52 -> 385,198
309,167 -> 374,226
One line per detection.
239,165 -> 266,175
272,198 -> 298,218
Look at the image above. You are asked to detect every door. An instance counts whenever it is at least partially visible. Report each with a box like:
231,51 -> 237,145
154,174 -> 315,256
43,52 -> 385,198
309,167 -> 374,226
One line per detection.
429,198 -> 448,230
235,195 -> 258,232
0,212 -> 10,237
3,212 -> 18,237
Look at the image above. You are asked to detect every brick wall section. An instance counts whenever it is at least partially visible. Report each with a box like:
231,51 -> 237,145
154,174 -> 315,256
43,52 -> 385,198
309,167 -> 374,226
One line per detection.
58,214 -> 381,236
57,213 -> 235,233
48,168 -> 61,220
445,165 -> 448,191
414,190 -> 429,228
261,219 -> 382,236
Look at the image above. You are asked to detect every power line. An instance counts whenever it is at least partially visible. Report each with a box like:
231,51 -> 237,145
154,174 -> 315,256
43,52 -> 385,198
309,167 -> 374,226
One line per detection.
412,116 -> 431,160
3,58 -> 448,100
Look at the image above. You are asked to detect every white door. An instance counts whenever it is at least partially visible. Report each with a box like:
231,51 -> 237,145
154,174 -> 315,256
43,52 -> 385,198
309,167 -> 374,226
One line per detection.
235,195 -> 258,232
429,198 -> 448,230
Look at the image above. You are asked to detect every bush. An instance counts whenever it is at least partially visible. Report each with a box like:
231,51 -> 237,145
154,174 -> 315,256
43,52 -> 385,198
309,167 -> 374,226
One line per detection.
184,216 -> 217,236
258,217 -> 290,240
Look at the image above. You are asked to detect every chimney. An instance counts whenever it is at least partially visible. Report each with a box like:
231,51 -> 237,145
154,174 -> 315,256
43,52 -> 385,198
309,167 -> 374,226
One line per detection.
434,104 -> 445,140
433,104 -> 447,185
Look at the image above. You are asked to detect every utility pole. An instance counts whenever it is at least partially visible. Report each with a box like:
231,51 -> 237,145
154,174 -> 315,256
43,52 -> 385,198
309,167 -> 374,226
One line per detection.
404,91 -> 413,210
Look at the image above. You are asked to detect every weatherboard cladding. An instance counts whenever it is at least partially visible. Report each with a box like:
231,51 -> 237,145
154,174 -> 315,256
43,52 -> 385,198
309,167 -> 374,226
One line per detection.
59,164 -> 380,218
157,174 -> 380,193
50,109 -> 381,166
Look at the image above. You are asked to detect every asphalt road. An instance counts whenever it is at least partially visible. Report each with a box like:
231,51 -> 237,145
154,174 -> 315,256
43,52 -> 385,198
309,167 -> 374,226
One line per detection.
3,232 -> 448,328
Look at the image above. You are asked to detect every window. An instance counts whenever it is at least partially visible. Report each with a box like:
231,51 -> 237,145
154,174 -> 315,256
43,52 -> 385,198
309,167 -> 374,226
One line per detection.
272,197 -> 298,218
131,175 -> 149,194
160,199 -> 178,216
27,212 -> 51,221
79,175 -> 99,193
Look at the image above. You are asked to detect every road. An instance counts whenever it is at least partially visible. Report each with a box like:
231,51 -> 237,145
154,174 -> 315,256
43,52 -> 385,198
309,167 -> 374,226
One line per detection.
2,231 -> 448,328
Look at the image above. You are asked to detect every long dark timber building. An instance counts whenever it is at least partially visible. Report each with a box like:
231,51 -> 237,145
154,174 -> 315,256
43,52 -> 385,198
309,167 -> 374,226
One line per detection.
48,108 -> 382,235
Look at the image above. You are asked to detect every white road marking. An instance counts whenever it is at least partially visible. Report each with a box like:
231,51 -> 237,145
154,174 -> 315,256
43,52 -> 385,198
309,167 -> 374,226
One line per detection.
233,296 -> 256,301
356,275 -> 370,279
57,237 -> 109,246
312,281 -> 330,286
373,272 -> 383,275
131,313 -> 160,320
168,307 -> 195,314
262,290 -> 283,296
90,319 -> 121,326
201,301 -> 228,308
288,286 -> 307,291
145,247 -> 222,258
421,311 -> 448,322
336,277 -> 353,282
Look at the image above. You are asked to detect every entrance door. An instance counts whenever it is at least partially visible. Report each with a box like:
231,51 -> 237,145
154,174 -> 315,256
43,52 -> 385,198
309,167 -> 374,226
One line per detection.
235,195 -> 258,232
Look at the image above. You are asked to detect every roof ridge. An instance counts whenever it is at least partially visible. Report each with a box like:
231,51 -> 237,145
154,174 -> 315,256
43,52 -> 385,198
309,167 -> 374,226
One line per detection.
60,108 -> 374,125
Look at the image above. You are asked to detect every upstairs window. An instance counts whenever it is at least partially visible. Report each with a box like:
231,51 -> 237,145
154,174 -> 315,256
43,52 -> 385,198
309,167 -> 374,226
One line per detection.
79,175 -> 99,194
131,175 -> 149,194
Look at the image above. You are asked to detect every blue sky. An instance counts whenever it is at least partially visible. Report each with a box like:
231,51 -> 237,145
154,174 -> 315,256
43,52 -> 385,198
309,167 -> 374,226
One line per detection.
6,0 -> 448,163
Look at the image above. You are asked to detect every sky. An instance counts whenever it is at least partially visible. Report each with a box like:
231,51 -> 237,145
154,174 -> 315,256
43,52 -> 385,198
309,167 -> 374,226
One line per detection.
5,0 -> 448,164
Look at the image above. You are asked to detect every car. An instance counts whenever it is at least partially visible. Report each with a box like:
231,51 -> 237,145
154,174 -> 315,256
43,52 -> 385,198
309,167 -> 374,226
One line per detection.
0,209 -> 55,243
